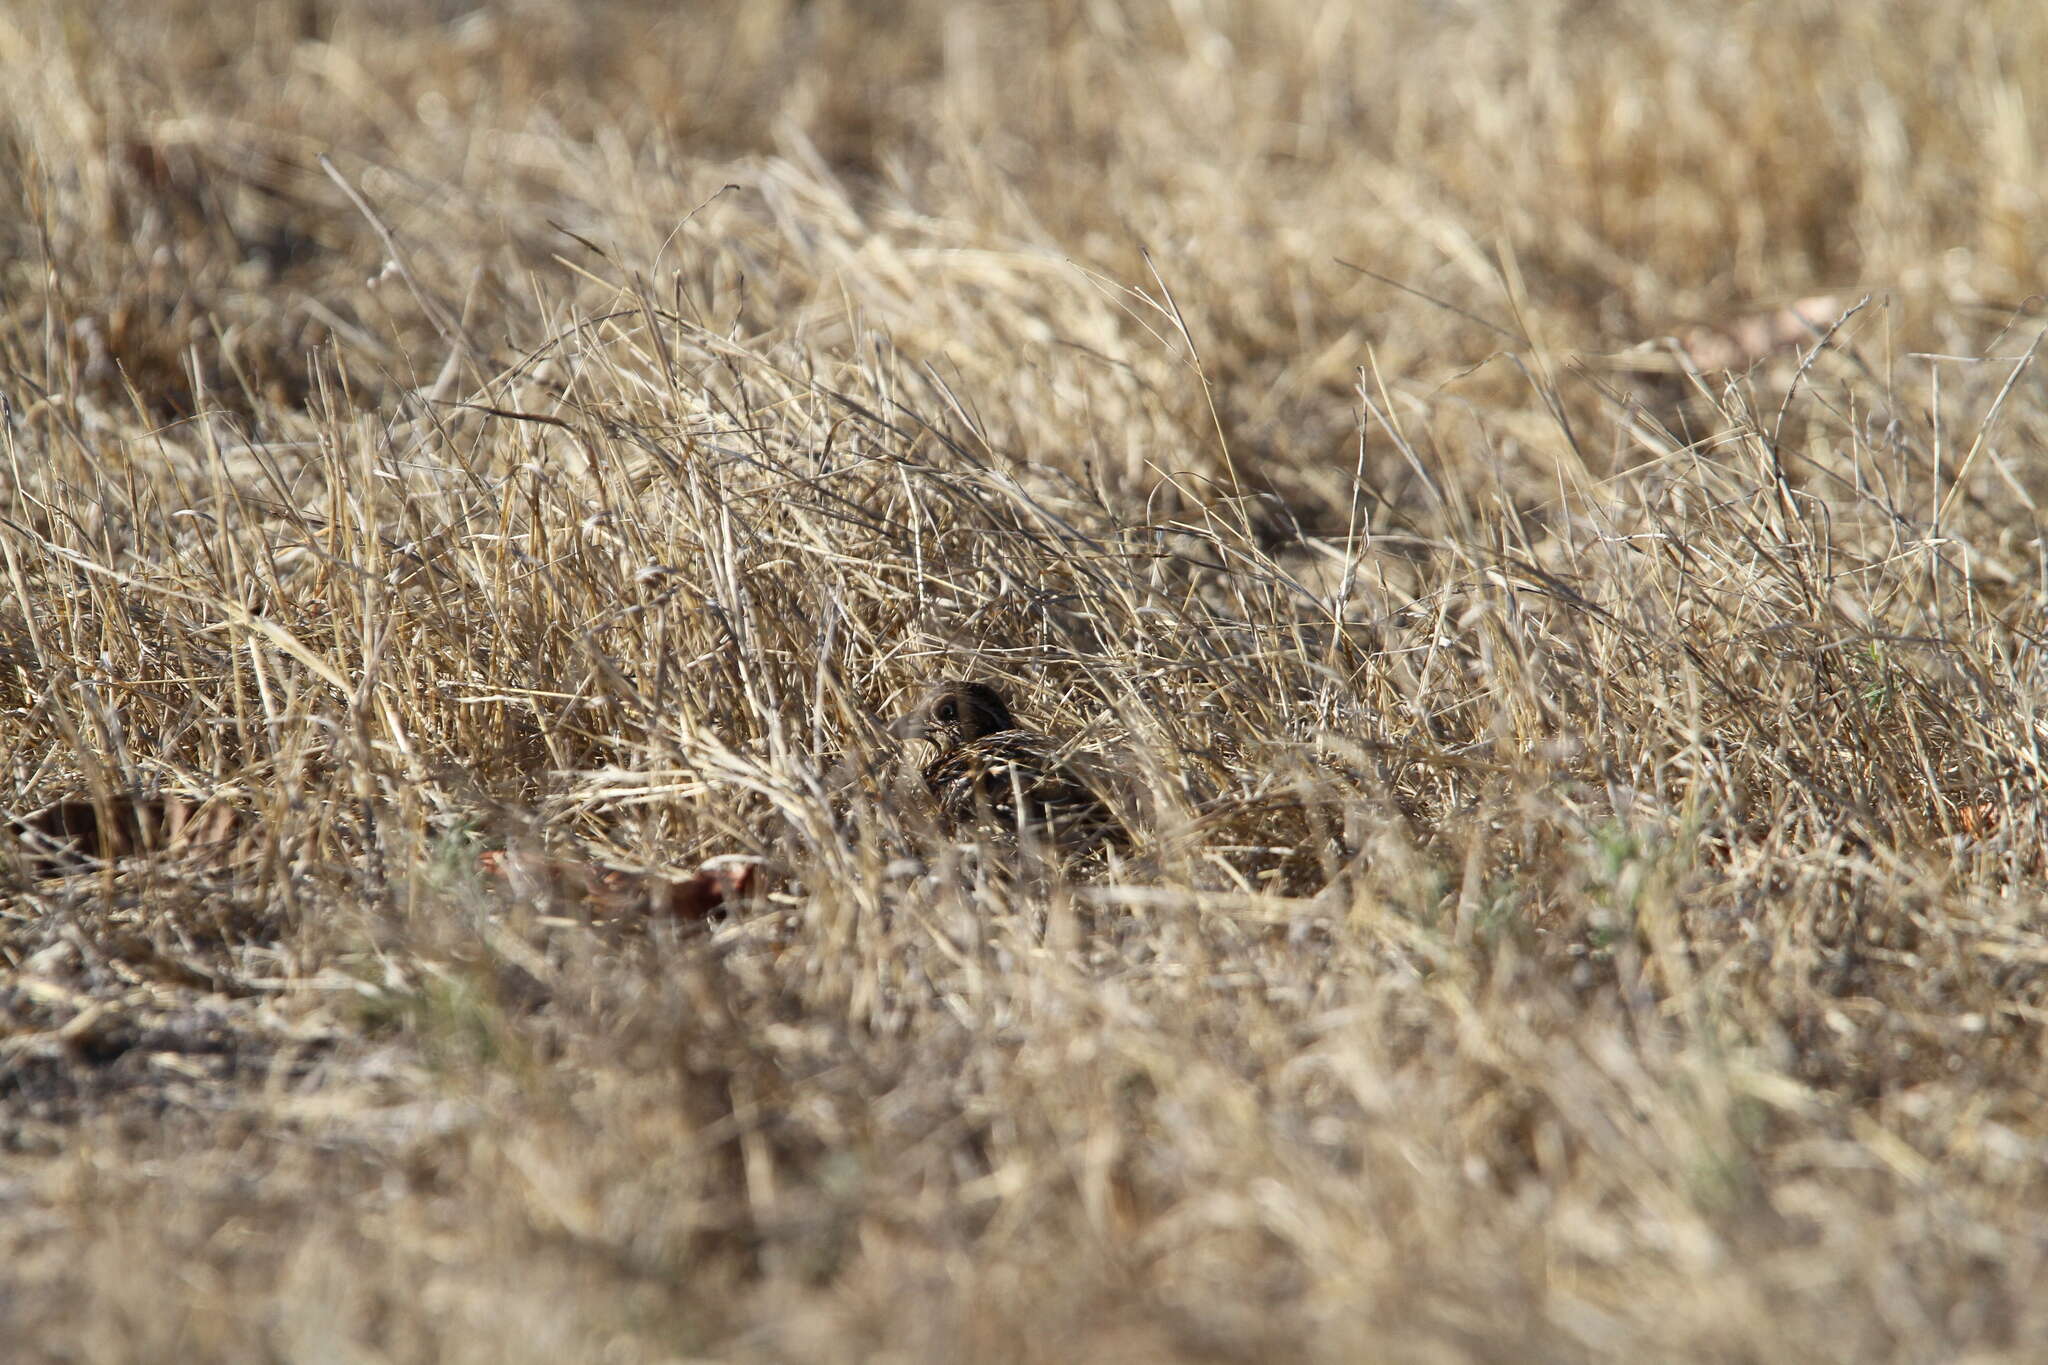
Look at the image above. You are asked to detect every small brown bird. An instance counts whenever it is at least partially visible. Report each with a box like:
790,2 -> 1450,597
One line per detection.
889,680 -> 1127,851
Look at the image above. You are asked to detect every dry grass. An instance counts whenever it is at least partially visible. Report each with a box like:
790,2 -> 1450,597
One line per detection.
5,1 -> 2048,1359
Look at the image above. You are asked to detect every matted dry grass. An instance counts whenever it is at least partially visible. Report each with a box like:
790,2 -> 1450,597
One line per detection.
5,1 -> 2048,1360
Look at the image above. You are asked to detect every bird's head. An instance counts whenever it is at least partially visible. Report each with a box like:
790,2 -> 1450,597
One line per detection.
888,680 -> 1019,753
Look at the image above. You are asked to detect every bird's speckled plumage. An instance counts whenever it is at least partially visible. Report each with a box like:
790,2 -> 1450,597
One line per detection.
891,680 -> 1126,850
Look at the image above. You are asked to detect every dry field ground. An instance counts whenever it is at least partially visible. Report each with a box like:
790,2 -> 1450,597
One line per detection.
5,1 -> 2048,1360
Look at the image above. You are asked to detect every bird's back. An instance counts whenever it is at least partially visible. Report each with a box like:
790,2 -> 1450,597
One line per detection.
923,726 -> 1127,850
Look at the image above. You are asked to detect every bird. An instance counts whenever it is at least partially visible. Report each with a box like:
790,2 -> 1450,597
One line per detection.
888,679 -> 1128,852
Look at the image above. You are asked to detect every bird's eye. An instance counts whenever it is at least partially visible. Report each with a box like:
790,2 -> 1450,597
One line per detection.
936,701 -> 957,721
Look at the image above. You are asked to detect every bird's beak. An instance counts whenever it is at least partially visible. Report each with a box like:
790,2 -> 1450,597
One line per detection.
887,714 -> 923,740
